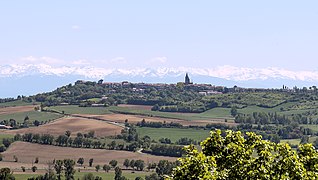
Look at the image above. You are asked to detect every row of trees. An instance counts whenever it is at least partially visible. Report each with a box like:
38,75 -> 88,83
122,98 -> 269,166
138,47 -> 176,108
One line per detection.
136,119 -> 182,128
123,159 -> 145,171
234,111 -> 318,125
145,144 -> 184,157
15,132 -> 143,152
0,158 -> 178,180
0,116 -> 44,129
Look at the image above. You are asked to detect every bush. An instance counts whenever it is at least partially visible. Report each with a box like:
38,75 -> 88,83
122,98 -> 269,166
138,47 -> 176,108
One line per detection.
169,130 -> 318,179
31,166 -> 37,172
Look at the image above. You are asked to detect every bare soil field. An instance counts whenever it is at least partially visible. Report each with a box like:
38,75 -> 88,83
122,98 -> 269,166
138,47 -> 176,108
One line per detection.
2,117 -> 123,137
117,104 -> 153,110
0,105 -> 36,115
78,113 -> 236,126
1,142 -> 176,170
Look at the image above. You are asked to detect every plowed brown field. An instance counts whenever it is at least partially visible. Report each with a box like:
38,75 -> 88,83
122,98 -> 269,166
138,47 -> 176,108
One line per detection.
3,117 -> 123,137
0,141 -> 176,169
0,105 -> 36,115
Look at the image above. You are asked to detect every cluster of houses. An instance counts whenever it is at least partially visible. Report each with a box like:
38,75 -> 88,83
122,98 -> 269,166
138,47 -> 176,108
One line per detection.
75,74 -> 229,98
74,73 -> 304,99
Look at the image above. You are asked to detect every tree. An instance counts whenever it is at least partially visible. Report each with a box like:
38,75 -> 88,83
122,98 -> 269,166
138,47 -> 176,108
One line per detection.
102,164 -> 111,173
130,160 -> 135,170
45,160 -> 56,180
114,167 -> 122,180
34,157 -> 39,164
77,157 -> 84,166
107,141 -> 116,150
89,158 -> 94,167
97,79 -> 103,84
87,131 -> 95,138
313,137 -> 318,148
123,159 -> 130,169
65,130 -> 71,137
156,160 -> 176,177
109,159 -> 118,168
134,160 -> 145,171
95,165 -> 101,172
169,130 -> 318,179
2,138 -> 12,148
135,177 -> 144,180
82,173 -> 95,180
301,135 -> 309,144
0,167 -> 15,180
31,166 -> 37,172
21,166 -> 26,172
230,107 -> 238,117
54,160 -> 63,180
145,173 -> 160,180
64,159 -> 75,180
24,115 -> 30,121
33,120 -> 40,126
81,173 -> 102,180
13,155 -> 18,162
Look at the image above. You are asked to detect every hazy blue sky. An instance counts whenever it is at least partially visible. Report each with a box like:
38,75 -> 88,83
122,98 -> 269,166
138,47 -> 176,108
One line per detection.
1,1 -> 318,70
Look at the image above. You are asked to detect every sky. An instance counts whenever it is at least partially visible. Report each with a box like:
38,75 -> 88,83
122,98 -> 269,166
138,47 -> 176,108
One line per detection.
1,1 -> 318,71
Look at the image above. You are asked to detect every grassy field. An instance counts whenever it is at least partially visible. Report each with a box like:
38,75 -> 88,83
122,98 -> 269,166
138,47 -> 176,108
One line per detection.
0,111 -> 63,123
0,100 -> 36,107
107,106 -> 233,121
46,104 -> 314,123
136,127 -> 210,142
13,171 -> 151,180
107,106 -> 198,120
280,139 -> 301,146
47,105 -> 233,122
193,107 -> 232,119
301,124 -> 318,132
47,105 -> 112,115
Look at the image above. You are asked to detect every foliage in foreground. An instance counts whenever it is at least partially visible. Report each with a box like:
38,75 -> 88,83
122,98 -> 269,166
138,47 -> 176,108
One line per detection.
169,130 -> 318,180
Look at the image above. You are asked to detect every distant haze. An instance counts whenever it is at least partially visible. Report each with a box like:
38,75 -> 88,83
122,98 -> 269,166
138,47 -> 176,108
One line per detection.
1,1 -> 318,97
0,65 -> 317,98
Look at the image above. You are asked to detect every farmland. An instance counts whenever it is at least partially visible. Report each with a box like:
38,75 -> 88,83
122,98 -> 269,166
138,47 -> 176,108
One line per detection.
106,106 -> 224,121
0,100 -> 35,108
136,127 -> 210,142
78,113 -> 235,127
47,105 -> 112,115
3,117 -> 123,137
1,141 -> 176,169
13,171 -> 151,180
3,81 -> 318,179
0,110 -> 63,124
0,105 -> 37,115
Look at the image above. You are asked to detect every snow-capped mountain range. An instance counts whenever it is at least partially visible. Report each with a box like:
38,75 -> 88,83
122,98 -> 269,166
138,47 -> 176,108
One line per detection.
1,64 -> 318,98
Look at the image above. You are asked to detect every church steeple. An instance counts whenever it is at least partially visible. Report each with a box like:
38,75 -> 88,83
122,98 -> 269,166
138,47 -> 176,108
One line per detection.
185,73 -> 190,85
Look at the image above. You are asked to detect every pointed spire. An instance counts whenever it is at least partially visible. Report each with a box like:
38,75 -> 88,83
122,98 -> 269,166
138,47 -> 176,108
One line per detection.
185,73 -> 190,85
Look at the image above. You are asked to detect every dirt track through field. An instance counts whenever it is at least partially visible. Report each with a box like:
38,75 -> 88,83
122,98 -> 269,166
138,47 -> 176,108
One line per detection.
3,117 -> 123,137
0,105 -> 36,115
0,142 -> 176,169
